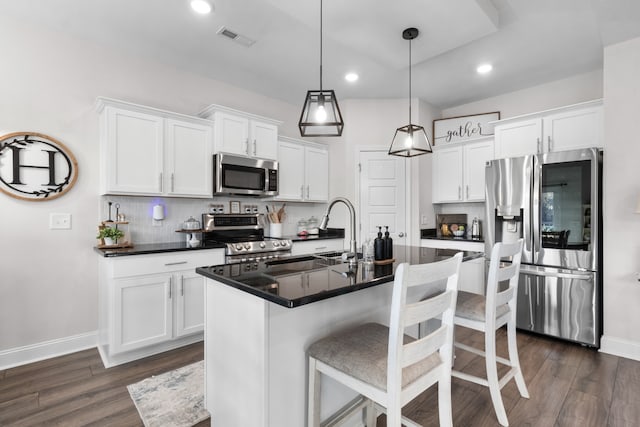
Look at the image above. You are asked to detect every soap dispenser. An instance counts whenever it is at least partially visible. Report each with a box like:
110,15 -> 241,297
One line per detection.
383,226 -> 393,260
374,226 -> 385,261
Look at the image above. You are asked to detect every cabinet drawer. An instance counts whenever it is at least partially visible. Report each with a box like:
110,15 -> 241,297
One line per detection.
110,249 -> 224,278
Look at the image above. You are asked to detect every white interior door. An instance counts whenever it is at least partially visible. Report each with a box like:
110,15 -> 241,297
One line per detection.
358,150 -> 407,247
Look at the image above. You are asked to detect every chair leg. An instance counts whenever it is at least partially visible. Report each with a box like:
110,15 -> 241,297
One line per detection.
485,329 -> 509,427
308,357 -> 321,427
438,370 -> 453,427
365,399 -> 376,426
386,406 -> 402,427
507,318 -> 530,399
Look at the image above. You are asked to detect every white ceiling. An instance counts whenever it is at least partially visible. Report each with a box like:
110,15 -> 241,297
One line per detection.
2,0 -> 640,109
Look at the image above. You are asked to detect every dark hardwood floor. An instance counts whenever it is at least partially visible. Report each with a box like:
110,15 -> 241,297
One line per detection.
1,328 -> 638,426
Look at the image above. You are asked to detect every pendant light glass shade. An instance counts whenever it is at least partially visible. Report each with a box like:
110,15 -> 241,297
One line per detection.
299,89 -> 344,136
389,28 -> 432,157
299,0 -> 344,137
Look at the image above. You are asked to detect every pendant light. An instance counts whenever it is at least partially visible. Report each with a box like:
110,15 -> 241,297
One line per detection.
298,0 -> 344,137
389,28 -> 432,157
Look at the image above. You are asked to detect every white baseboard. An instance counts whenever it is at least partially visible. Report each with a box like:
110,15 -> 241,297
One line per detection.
0,331 -> 97,370
600,335 -> 640,361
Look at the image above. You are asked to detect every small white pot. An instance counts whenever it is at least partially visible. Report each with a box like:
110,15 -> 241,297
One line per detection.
104,237 -> 115,246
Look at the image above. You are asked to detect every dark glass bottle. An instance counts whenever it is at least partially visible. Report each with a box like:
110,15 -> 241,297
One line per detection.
383,226 -> 393,260
374,226 -> 385,261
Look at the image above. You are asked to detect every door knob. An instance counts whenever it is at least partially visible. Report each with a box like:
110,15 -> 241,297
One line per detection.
398,232 -> 405,237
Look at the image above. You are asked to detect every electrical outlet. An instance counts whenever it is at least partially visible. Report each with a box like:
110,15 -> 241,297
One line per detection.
50,213 -> 72,229
421,214 -> 428,225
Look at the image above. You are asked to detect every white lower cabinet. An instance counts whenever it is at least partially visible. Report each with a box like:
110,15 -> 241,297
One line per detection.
99,249 -> 224,367
421,239 -> 485,294
290,238 -> 344,256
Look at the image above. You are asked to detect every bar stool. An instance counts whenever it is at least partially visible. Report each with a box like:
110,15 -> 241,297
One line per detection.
307,253 -> 462,427
452,239 -> 528,427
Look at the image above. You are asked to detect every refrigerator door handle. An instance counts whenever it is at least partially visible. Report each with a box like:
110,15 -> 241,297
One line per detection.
520,266 -> 592,281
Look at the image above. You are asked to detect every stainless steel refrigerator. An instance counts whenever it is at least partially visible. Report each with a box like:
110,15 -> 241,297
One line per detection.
485,147 -> 602,347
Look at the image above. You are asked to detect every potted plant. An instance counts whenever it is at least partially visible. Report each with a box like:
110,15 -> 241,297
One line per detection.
97,226 -> 125,246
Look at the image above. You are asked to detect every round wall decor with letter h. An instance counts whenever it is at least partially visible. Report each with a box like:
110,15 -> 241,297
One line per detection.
0,132 -> 79,201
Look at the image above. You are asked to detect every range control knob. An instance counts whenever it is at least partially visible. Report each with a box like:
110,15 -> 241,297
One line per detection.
259,242 -> 266,249
273,241 -> 280,247
235,244 -> 243,251
243,243 -> 251,250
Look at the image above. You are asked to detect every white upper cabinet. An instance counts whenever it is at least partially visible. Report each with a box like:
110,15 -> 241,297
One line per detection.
275,137 -> 329,202
494,99 -> 603,159
432,138 -> 494,203
97,97 -> 214,197
199,105 -> 282,160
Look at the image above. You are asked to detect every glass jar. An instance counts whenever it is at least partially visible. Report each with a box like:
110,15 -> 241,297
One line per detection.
297,219 -> 308,234
307,216 -> 319,234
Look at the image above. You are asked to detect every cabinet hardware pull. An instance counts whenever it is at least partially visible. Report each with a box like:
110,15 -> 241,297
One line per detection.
306,185 -> 310,199
315,246 -> 327,251
169,277 -> 172,299
458,186 -> 462,200
181,275 -> 184,296
466,185 -> 469,199
164,261 -> 188,266
159,173 -> 163,192
245,138 -> 249,155
301,185 -> 304,199
547,136 -> 552,152
536,138 -> 541,153
253,139 -> 257,156
171,173 -> 174,192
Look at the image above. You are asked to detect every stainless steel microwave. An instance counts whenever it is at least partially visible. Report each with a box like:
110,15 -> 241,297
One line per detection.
213,153 -> 278,197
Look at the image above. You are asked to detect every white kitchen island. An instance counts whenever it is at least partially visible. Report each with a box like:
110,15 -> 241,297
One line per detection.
197,247 -> 482,426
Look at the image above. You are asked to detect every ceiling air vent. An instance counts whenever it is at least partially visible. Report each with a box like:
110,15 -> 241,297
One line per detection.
216,26 -> 256,47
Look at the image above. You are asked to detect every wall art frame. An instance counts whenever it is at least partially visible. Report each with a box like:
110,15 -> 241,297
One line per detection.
432,111 -> 500,145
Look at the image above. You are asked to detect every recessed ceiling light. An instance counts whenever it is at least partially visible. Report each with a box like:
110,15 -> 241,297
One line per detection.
477,63 -> 493,74
345,73 -> 359,82
191,0 -> 212,14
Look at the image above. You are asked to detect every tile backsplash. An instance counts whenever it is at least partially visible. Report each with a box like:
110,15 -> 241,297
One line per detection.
99,196 -> 328,244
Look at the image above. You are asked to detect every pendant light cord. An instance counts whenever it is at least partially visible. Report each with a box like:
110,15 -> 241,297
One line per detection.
319,0 -> 323,91
408,36 -> 412,125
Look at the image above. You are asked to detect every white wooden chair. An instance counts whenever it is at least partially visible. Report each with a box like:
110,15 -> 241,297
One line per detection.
451,239 -> 528,426
307,252 -> 462,427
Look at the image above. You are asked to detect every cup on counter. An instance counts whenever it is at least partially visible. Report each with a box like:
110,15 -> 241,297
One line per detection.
269,223 -> 283,238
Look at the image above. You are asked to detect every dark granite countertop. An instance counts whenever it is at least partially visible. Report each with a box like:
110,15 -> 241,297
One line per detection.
196,246 -> 483,309
94,241 -> 227,257
420,228 -> 484,243
94,229 -> 345,257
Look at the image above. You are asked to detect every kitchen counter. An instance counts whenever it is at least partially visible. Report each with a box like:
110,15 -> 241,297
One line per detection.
196,246 -> 482,308
201,245 -> 482,427
93,241 -> 226,257
94,228 -> 345,257
420,227 -> 483,242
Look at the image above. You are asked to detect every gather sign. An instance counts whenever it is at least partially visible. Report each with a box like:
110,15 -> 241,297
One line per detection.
0,132 -> 78,201
432,111 -> 500,145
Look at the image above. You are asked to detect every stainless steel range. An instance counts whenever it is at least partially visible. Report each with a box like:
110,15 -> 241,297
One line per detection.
202,213 -> 292,263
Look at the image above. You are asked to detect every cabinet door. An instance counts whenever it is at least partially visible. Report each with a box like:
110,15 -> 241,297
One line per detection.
432,146 -> 463,203
463,139 -> 494,202
103,107 -> 164,195
544,105 -> 603,152
305,146 -> 329,202
275,140 -> 305,201
113,275 -> 173,354
494,118 -> 542,159
166,119 -> 214,197
250,120 -> 278,160
215,112 -> 249,155
175,270 -> 205,337
458,257 -> 485,295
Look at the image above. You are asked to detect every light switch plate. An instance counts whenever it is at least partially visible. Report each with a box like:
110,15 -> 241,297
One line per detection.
50,213 -> 72,229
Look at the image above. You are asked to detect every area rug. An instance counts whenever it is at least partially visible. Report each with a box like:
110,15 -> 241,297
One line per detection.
127,360 -> 209,427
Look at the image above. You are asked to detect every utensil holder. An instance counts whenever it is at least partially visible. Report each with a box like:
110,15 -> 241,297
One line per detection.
269,223 -> 283,238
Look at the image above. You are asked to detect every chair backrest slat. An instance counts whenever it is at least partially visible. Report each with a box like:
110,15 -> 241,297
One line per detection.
387,252 -> 462,393
485,239 -> 524,320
